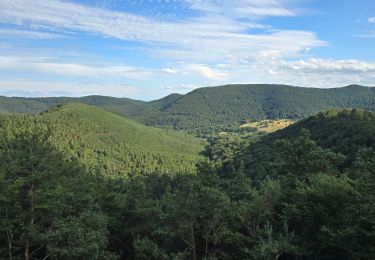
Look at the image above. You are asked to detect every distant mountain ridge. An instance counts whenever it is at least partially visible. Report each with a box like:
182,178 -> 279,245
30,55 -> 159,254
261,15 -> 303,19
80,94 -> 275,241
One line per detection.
1,84 -> 374,130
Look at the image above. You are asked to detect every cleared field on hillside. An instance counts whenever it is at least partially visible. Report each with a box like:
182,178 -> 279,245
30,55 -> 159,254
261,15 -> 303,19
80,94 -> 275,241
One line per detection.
240,119 -> 294,133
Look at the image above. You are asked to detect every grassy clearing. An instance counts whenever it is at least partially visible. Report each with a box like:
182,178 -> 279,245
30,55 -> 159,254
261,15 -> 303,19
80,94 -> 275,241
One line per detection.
240,119 -> 294,133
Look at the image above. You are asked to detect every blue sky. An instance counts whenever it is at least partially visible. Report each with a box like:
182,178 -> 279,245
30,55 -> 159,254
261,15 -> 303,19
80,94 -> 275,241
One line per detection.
0,0 -> 374,100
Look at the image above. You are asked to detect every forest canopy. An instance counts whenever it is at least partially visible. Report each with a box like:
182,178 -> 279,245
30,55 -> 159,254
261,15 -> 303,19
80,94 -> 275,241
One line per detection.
1,107 -> 375,259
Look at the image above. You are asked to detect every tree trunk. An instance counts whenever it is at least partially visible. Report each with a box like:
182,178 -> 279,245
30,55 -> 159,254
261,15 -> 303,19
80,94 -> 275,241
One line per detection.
191,225 -> 196,260
24,240 -> 29,260
205,238 -> 209,257
5,209 -> 13,260
9,242 -> 12,260
6,230 -> 13,260
25,183 -> 34,260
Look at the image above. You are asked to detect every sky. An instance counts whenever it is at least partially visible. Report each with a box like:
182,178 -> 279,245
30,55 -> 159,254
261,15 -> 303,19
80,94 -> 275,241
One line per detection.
0,0 -> 374,100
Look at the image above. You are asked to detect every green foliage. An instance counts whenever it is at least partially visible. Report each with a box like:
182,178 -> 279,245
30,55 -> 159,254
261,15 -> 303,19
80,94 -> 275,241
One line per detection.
190,109 -> 375,259
89,105 -> 375,260
250,223 -> 300,259
276,129 -> 346,180
0,117 -> 110,259
2,106 -> 375,259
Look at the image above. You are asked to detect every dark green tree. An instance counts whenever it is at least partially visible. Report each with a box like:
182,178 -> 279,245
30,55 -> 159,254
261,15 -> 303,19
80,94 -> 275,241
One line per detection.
0,116 -> 111,259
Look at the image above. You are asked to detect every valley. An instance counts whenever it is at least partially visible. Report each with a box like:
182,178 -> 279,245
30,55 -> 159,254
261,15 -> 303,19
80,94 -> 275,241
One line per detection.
1,0 -> 374,258
1,85 -> 375,259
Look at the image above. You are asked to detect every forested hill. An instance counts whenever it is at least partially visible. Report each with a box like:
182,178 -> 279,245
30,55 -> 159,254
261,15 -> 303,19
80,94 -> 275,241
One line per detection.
0,93 -> 183,115
0,103 -> 203,175
265,108 -> 375,156
228,109 -> 375,182
1,84 -> 374,130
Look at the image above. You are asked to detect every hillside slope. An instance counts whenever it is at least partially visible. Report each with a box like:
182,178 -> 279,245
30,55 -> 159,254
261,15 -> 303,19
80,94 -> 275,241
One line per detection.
194,109 -> 375,259
0,103 -> 203,175
234,109 -> 375,181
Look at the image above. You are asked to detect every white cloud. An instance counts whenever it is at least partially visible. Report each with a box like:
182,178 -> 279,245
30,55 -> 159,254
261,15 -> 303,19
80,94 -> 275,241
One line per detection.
359,32 -> 375,38
179,83 -> 200,90
0,29 -> 64,39
282,58 -> 375,74
160,83 -> 199,92
182,64 -> 228,81
184,0 -> 296,18
162,63 -> 228,80
216,64 -> 229,68
0,56 -> 153,79
0,79 -> 142,97
2,57 -> 375,98
161,68 -> 178,74
0,42 -> 12,49
221,57 -> 375,88
369,17 -> 375,23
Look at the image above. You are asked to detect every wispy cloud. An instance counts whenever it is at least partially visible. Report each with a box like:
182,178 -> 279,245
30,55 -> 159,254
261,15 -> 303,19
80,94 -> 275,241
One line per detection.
0,28 -> 64,39
185,0 -> 296,18
224,58 -> 375,88
282,58 -> 375,74
369,17 -> 375,23
161,68 -> 178,74
0,79 -> 143,97
181,63 -> 228,81
161,63 -> 229,81
0,55 -> 153,79
160,83 -> 199,92
359,32 -> 375,38
0,42 -> 12,49
0,0 -> 324,63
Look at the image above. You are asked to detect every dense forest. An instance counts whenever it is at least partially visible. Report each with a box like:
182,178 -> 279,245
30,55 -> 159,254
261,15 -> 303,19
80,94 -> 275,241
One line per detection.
1,107 -> 375,259
0,103 -> 203,175
1,84 -> 375,131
